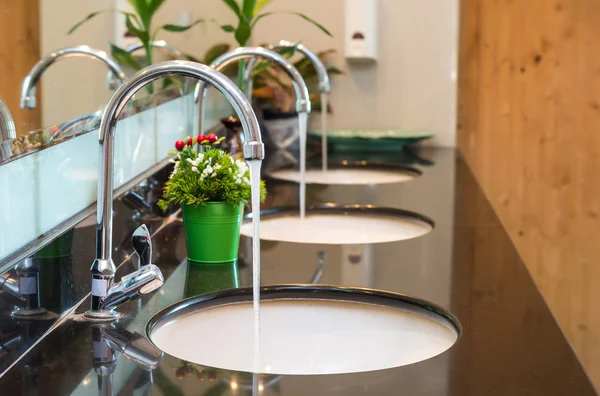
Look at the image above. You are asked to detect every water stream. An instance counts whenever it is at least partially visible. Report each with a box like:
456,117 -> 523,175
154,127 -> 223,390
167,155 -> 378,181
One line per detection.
248,159 -> 262,371
320,93 -> 328,172
298,112 -> 308,219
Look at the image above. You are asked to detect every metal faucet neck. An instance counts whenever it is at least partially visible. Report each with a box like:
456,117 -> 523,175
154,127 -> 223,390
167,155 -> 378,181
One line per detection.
194,47 -> 312,133
0,98 -> 16,142
89,60 -> 264,318
20,46 -> 127,109
259,41 -> 331,94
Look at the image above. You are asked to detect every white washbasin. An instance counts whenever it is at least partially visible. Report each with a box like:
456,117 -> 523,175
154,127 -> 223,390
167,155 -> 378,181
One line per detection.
269,167 -> 419,185
147,286 -> 459,375
240,205 -> 433,245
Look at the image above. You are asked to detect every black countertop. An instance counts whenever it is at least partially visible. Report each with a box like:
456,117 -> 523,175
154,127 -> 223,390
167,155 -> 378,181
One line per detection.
0,148 -> 595,395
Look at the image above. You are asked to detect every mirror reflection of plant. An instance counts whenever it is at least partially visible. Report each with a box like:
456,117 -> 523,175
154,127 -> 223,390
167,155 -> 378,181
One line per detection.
217,0 -> 332,88
68,0 -> 206,93
253,48 -> 342,113
158,136 -> 266,210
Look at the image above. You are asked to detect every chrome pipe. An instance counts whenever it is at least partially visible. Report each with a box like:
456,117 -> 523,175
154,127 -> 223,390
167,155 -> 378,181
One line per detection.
89,60 -> 264,317
20,45 -> 127,109
0,98 -> 16,142
106,40 -> 185,89
194,47 -> 311,133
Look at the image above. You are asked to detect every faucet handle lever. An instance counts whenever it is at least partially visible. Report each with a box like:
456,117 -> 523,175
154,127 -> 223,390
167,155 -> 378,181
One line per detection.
132,224 -> 152,267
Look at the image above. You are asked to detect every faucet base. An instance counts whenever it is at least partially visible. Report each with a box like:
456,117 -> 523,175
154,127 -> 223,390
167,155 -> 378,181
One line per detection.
83,309 -> 121,322
12,307 -> 56,321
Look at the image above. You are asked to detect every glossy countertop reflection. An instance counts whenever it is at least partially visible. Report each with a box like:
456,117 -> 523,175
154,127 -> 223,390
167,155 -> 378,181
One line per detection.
0,148 -> 595,395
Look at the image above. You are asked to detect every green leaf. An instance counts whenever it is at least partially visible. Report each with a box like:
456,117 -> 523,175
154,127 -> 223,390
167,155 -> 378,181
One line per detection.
128,0 -> 151,28
221,0 -> 241,16
252,11 -> 333,37
327,66 -> 343,75
67,10 -> 138,35
254,0 -> 273,14
147,0 -> 166,18
110,43 -> 143,71
294,12 -> 332,36
67,11 -> 102,34
251,59 -> 274,76
204,43 -> 231,64
234,19 -> 251,46
221,24 -> 235,32
158,19 -> 206,32
242,0 -> 257,20
183,52 -> 202,63
125,14 -> 149,42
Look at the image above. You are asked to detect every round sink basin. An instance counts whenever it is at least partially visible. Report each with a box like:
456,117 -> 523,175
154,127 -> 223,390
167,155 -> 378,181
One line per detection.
240,204 -> 434,245
147,285 -> 460,375
268,162 -> 421,186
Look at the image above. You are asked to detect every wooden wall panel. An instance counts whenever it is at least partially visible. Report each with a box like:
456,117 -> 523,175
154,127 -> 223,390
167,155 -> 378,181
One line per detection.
0,0 -> 41,135
458,0 -> 600,387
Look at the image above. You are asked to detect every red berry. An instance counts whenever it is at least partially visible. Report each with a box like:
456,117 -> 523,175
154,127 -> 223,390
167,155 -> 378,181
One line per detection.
197,134 -> 208,144
175,140 -> 185,151
186,136 -> 193,146
207,133 -> 217,143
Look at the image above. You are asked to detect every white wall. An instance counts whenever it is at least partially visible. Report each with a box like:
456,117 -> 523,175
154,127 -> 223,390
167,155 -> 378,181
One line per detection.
155,0 -> 459,147
39,0 -> 458,146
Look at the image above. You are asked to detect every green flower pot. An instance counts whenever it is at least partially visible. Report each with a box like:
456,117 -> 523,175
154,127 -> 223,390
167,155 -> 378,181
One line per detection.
182,202 -> 244,263
184,260 -> 240,298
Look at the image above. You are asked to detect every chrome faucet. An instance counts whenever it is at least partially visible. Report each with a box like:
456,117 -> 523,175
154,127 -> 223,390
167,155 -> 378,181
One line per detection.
245,40 -> 331,95
106,40 -> 184,89
0,98 -> 16,142
20,46 -> 127,109
194,47 -> 311,134
87,60 -> 264,320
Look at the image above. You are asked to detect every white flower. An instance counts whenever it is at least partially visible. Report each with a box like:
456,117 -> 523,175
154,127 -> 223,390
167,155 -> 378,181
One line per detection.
169,159 -> 176,164
235,179 -> 241,184
186,158 -> 194,164
191,166 -> 198,173
242,177 -> 249,183
211,172 -> 217,178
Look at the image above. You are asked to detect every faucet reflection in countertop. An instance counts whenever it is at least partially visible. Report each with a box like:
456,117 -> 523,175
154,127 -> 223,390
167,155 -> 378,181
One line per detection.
91,325 -> 163,396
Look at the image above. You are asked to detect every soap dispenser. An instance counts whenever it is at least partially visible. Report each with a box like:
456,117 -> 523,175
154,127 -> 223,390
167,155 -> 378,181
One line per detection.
345,0 -> 379,62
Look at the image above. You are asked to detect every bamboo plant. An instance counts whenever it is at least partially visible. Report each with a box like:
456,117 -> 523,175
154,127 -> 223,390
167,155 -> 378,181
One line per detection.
68,0 -> 207,92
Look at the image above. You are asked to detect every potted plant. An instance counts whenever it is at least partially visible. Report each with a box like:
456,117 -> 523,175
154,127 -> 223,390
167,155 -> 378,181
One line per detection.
158,134 -> 266,263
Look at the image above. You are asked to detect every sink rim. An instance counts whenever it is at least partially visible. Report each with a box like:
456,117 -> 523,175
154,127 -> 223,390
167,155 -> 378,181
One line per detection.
146,284 -> 462,362
266,160 -> 422,185
242,203 -> 435,229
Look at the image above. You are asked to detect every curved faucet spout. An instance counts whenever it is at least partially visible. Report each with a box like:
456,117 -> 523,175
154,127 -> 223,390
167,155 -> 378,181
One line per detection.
194,47 -> 311,134
106,40 -> 185,89
20,45 -> 127,109
90,60 -> 264,317
246,41 -> 331,94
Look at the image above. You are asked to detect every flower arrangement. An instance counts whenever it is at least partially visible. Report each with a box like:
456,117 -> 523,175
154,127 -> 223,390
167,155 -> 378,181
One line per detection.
158,134 -> 266,211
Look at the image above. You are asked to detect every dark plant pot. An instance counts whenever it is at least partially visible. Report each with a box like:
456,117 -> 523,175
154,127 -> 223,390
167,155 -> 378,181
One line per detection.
220,116 -> 244,160
182,202 -> 244,263
35,228 -> 74,259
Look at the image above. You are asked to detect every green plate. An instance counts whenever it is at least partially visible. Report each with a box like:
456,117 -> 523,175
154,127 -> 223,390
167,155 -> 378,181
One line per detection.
309,129 -> 434,152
